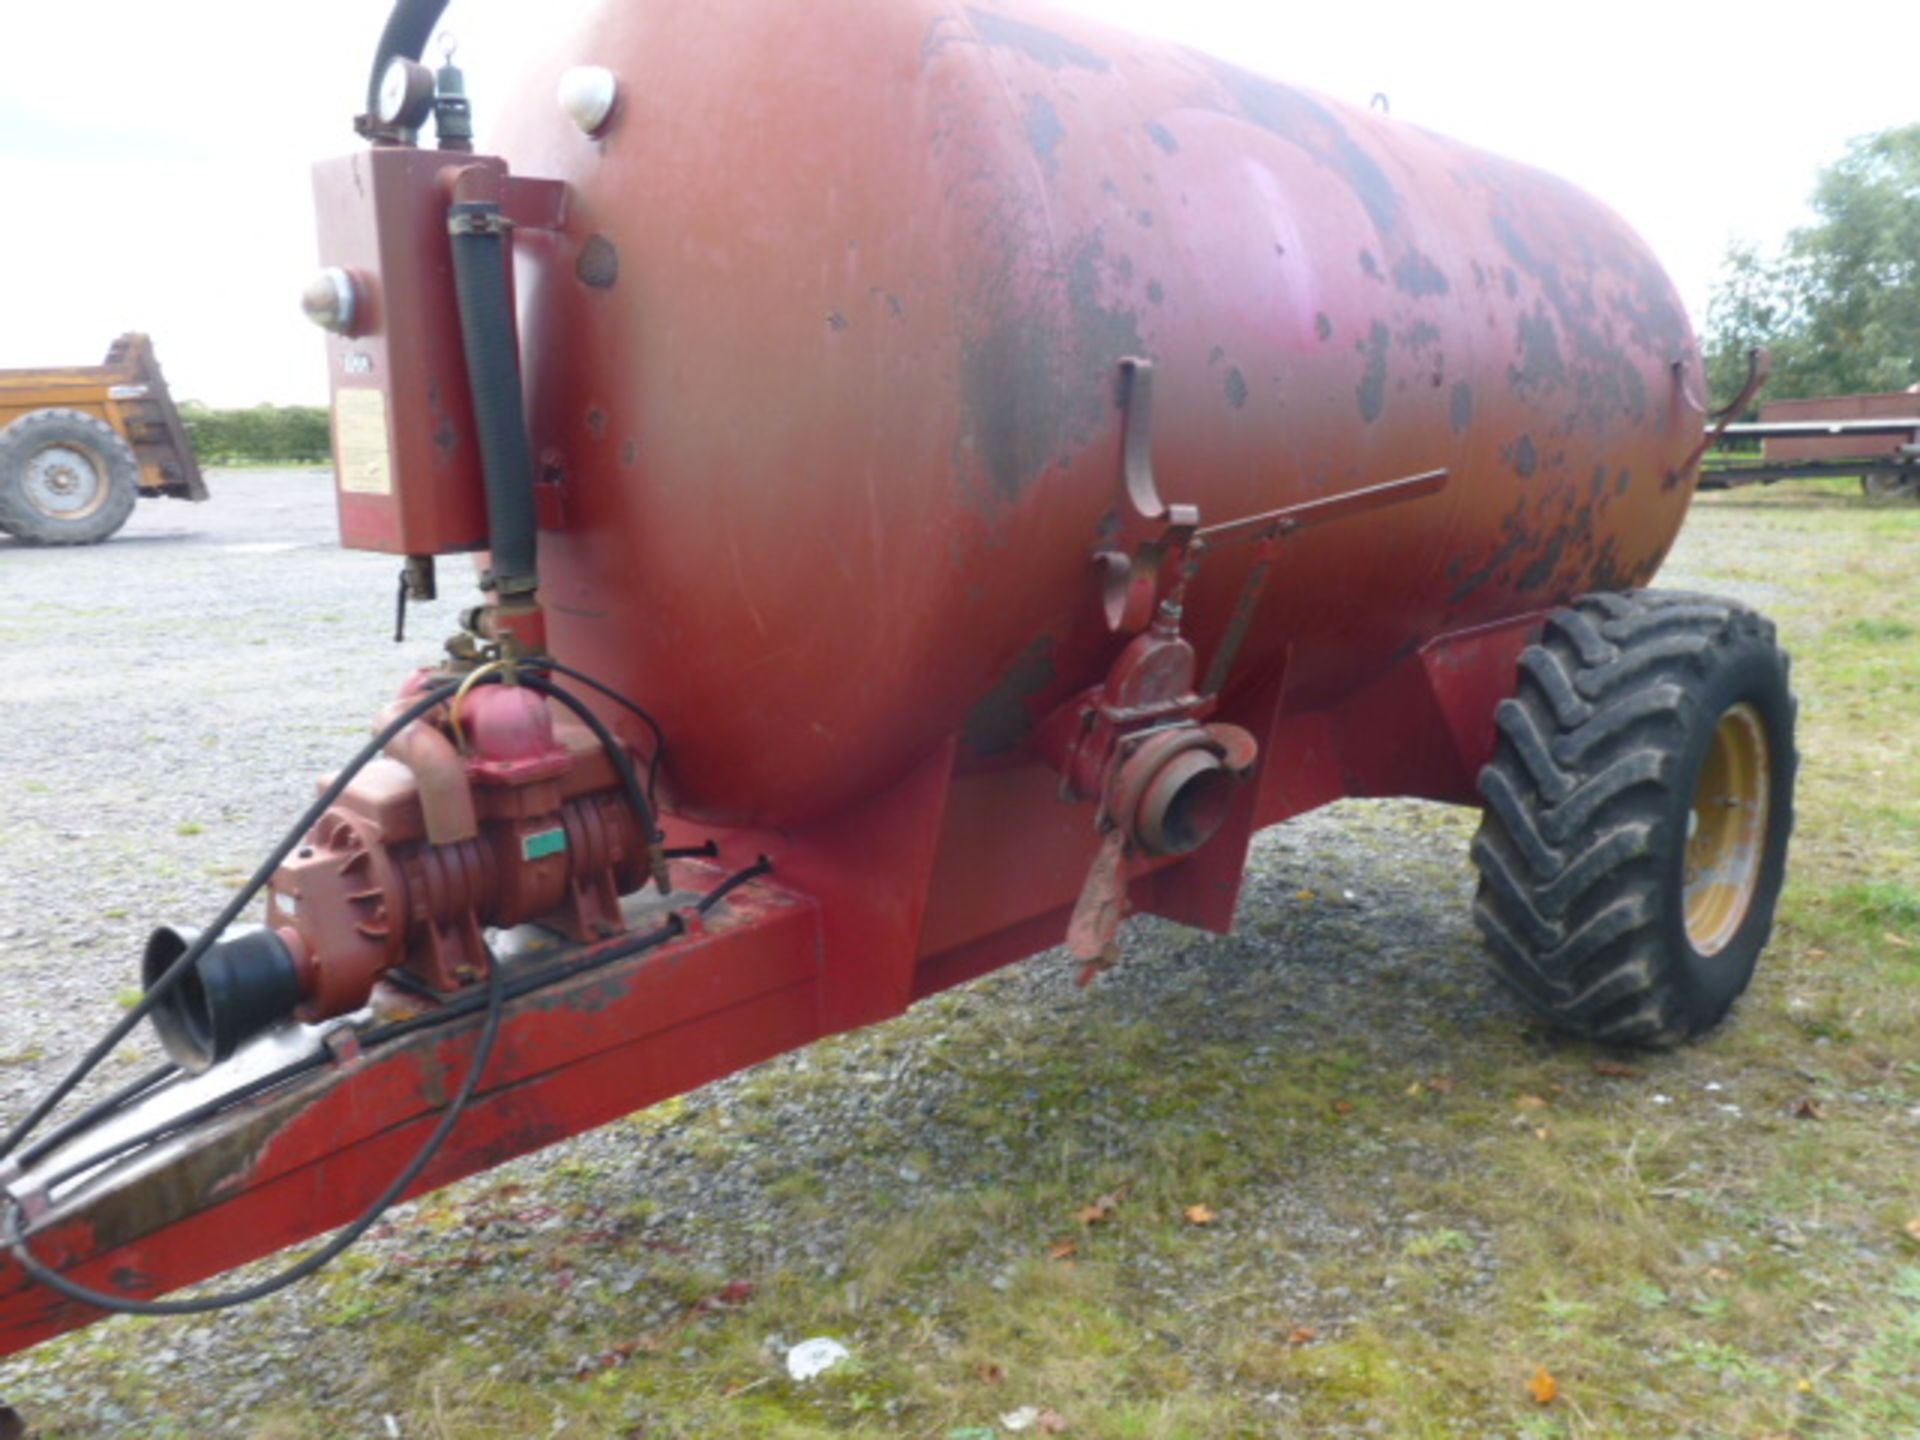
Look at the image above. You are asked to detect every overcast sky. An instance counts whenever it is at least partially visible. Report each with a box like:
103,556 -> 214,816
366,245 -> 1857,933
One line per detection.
1,0 -> 1909,406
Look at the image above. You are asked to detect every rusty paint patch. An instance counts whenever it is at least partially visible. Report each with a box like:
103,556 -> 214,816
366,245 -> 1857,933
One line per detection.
1401,319 -> 1442,354
1207,59 -> 1401,234
1449,380 -> 1474,434
960,230 -> 1143,507
1146,279 -> 1165,304
1516,527 -> 1570,592
586,408 -> 608,438
621,438 -> 638,467
1135,209 -> 1154,228
966,7 -> 1110,71
1065,231 -> 1147,383
1023,93 -> 1066,172
1448,521 -> 1530,605
1356,321 -> 1390,424
1225,367 -> 1249,409
1510,307 -> 1566,398
1513,434 -> 1538,478
1145,120 -> 1180,154
827,311 -> 850,332
961,306 -> 1064,504
576,235 -> 619,289
962,635 -> 1058,755
1359,249 -> 1383,280
1392,250 -> 1451,297
1315,312 -> 1333,342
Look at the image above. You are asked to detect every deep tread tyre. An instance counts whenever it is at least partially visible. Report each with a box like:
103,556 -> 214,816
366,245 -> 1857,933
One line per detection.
1470,590 -> 1797,1048
0,408 -> 141,545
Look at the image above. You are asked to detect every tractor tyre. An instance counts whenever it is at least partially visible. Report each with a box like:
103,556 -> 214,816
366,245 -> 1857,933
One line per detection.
0,408 -> 141,545
1862,468 -> 1919,501
1470,591 -> 1797,1048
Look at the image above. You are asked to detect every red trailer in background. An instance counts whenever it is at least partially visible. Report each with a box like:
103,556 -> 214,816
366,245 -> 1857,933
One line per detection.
1701,389 -> 1920,498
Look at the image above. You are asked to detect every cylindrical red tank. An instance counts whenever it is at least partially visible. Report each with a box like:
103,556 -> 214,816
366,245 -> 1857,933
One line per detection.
494,0 -> 1704,827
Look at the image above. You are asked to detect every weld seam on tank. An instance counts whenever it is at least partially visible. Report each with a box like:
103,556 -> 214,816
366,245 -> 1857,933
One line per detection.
448,193 -> 541,599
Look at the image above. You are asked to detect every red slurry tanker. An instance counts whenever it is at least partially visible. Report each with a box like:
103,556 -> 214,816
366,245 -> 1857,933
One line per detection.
0,0 -> 1793,1362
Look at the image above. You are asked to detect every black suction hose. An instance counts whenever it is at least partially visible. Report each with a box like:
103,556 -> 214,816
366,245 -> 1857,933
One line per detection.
449,195 -> 540,601
365,0 -> 453,115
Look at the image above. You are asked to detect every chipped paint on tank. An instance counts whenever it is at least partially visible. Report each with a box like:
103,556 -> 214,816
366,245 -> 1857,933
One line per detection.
1224,366 -> 1249,409
1510,307 -> 1566,398
962,635 -> 1059,755
1401,319 -> 1442,354
1448,520 -> 1530,605
1145,120 -> 1180,154
1516,523 -> 1571,592
966,7 -> 1111,71
1205,58 -> 1402,234
1449,380 -> 1474,434
960,229 -> 1144,509
1512,434 -> 1538,478
1023,92 -> 1066,172
961,304 -> 1064,505
1392,250 -> 1451,297
1314,312 -> 1333,342
1356,321 -> 1390,423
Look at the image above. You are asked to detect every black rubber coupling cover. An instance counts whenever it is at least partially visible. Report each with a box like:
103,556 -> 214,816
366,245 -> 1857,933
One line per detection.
142,926 -> 304,1073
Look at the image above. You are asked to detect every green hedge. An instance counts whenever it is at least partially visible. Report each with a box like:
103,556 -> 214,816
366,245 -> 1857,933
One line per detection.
177,402 -> 332,465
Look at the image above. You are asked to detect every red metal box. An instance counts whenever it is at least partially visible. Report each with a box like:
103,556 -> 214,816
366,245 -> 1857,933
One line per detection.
311,147 -> 503,555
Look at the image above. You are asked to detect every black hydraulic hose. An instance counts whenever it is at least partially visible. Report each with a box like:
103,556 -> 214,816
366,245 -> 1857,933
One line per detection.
0,681 -> 465,1162
524,658 -> 669,805
365,0 -> 452,116
449,197 -> 540,600
3,950 -> 505,1318
521,675 -> 665,889
695,856 -> 775,915
13,857 -> 772,1259
12,1064 -> 176,1173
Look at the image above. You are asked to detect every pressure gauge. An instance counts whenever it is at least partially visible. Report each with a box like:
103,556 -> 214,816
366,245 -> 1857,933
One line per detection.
376,57 -> 437,131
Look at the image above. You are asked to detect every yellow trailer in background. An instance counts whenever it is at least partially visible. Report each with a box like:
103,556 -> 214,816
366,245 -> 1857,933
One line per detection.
0,334 -> 205,545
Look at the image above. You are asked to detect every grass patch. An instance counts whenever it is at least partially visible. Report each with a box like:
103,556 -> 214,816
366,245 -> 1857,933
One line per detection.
3,479 -> 1919,1437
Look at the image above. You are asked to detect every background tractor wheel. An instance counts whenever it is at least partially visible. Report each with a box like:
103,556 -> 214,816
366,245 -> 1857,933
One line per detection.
1471,591 -> 1797,1048
1861,467 -> 1919,501
0,408 -> 141,545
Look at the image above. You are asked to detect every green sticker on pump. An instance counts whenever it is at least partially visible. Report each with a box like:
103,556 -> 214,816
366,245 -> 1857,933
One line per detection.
523,827 -> 568,861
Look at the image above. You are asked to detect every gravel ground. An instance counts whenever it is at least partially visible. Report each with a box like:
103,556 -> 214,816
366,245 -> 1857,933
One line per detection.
0,471 -> 1610,1432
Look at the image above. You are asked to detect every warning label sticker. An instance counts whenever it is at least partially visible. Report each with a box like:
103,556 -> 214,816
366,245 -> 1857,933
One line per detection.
334,388 -> 393,496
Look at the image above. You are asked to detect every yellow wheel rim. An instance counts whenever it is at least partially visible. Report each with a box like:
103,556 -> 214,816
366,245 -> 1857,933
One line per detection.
1683,702 -> 1771,956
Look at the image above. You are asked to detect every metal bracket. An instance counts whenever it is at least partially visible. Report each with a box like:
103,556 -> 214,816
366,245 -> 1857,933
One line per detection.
1674,346 -> 1770,481
1,1170 -> 49,1230
1096,358 -> 1201,635
322,1024 -> 365,1068
1195,466 -> 1450,697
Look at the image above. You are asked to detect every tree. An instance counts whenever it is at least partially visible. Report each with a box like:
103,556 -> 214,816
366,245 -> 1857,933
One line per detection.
1705,124 -> 1920,408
